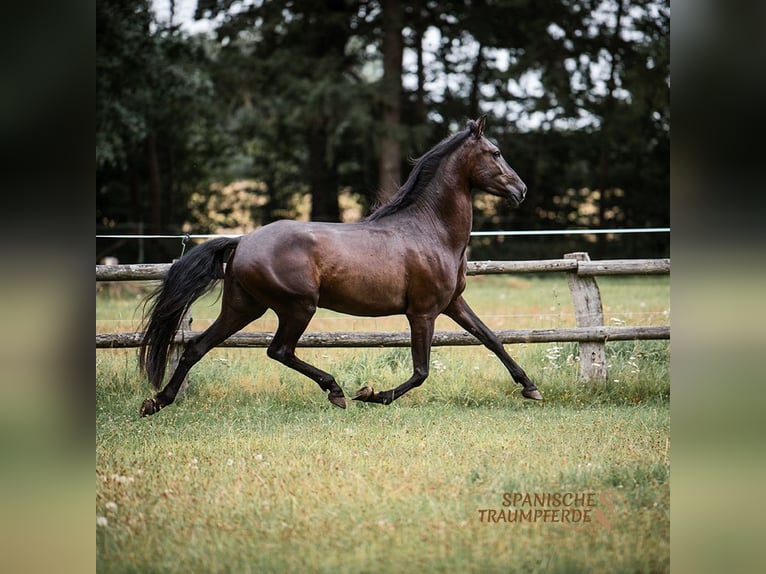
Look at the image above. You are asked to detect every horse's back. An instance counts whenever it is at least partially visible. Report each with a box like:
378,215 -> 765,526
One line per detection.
228,220 -> 419,316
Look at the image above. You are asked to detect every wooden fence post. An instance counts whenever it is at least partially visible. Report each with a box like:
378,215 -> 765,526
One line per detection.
564,252 -> 607,383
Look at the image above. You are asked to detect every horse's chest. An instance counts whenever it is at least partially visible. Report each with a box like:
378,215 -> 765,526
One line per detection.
405,257 -> 464,312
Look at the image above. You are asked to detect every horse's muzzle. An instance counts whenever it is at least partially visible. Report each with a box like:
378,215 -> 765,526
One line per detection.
508,183 -> 526,207
478,182 -> 526,206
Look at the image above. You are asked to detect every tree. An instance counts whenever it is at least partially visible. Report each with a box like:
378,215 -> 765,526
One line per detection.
198,0 -> 378,222
97,0 -> 669,261
377,0 -> 404,200
417,0 -> 669,258
97,0 -> 220,259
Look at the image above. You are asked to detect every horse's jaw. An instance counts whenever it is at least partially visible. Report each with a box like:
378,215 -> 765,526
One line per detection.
475,186 -> 526,208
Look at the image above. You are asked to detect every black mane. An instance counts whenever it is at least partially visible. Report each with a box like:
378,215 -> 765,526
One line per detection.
364,120 -> 478,222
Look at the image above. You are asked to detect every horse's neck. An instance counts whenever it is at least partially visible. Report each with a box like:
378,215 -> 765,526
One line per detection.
371,150 -> 474,254
428,157 -> 474,252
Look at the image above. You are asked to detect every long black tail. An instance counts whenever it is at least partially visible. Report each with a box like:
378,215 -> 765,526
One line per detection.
139,237 -> 241,389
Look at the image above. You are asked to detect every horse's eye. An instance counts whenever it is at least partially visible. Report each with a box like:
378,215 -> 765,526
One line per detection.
492,150 -> 501,159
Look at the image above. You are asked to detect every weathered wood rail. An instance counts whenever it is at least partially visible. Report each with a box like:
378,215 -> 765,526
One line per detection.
95,258 -> 670,281
97,325 -> 669,349
96,252 -> 670,382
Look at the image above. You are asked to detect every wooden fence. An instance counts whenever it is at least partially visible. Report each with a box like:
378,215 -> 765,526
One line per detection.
96,252 -> 670,382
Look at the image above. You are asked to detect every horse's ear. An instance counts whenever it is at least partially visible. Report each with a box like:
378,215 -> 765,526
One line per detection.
475,114 -> 487,138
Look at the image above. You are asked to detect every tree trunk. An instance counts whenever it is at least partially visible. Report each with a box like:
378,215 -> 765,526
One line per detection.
128,165 -> 140,223
308,120 -> 340,222
147,132 -> 162,234
263,176 -> 279,224
469,43 -> 484,119
596,0 -> 625,258
412,3 -> 427,124
378,0 -> 403,201
302,0 -> 349,222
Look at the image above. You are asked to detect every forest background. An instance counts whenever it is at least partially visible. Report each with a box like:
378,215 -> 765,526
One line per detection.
96,0 -> 669,263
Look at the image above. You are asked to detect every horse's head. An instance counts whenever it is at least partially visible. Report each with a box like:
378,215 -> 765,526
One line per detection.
465,115 -> 527,207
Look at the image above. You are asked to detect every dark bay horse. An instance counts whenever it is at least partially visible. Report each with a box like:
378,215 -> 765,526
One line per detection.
139,115 -> 542,416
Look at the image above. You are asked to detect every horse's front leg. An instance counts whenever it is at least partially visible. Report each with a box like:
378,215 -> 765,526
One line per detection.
353,314 -> 435,405
443,296 -> 543,400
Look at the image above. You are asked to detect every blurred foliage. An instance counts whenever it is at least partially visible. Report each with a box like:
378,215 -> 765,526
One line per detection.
97,0 -> 669,262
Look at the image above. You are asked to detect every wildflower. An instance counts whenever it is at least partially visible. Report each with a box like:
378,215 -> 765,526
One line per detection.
105,501 -> 118,512
109,474 -> 134,485
97,516 -> 108,528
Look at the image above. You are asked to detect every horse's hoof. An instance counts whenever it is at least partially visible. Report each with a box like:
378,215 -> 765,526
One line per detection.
328,393 -> 347,409
522,388 -> 544,401
352,386 -> 374,401
140,398 -> 161,417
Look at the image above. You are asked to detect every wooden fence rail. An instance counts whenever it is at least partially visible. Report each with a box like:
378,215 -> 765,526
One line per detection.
95,258 -> 670,281
96,252 -> 670,383
97,326 -> 669,349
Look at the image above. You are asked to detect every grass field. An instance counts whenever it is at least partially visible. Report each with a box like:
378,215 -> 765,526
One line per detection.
96,275 -> 670,573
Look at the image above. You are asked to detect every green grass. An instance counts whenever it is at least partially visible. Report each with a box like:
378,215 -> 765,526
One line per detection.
96,275 -> 669,573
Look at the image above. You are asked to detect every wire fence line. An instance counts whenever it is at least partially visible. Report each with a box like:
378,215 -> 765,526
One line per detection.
96,227 -> 670,240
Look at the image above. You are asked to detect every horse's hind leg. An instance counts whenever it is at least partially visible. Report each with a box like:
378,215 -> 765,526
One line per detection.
267,304 -> 346,409
443,296 -> 543,400
353,314 -> 435,405
140,287 -> 267,416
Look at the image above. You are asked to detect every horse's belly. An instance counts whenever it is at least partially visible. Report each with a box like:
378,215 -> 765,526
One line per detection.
317,273 -> 407,317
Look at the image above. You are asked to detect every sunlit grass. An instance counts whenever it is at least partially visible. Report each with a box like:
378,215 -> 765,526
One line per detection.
96,274 -> 669,332
96,380 -> 669,573
96,275 -> 669,572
